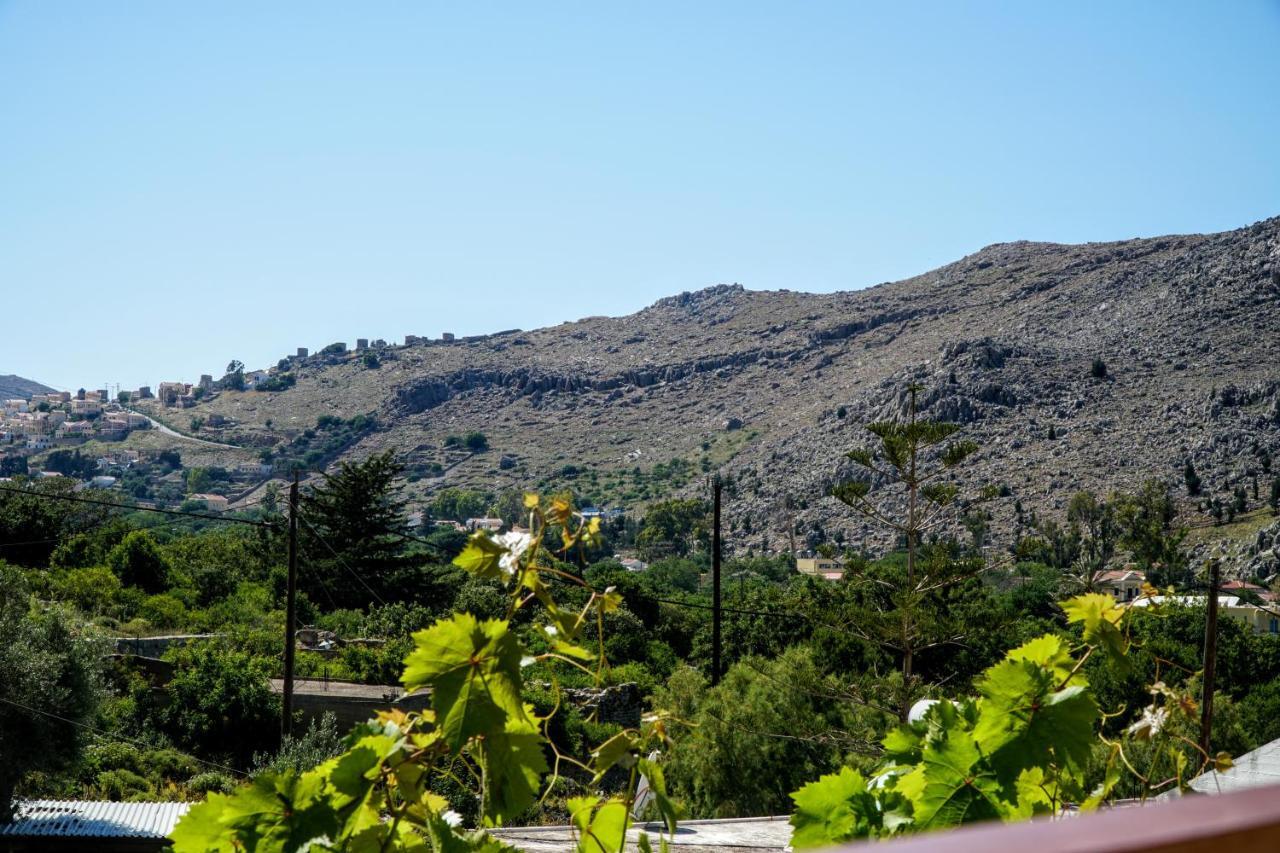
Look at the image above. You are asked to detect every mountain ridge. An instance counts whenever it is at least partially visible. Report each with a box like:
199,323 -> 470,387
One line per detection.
0,375 -> 55,401
141,215 -> 1280,557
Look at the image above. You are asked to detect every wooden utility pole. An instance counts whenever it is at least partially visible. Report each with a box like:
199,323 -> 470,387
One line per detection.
282,471 -> 299,739
1199,558 -> 1221,757
712,476 -> 722,686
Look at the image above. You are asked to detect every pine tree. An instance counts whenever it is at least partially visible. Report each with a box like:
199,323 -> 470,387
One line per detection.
1233,486 -> 1248,516
829,383 -> 981,719
1270,477 -> 1280,515
1047,424 -> 1057,440
301,450 -> 411,608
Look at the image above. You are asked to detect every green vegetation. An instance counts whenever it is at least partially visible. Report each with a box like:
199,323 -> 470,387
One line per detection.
0,563 -> 102,820
4,382 -> 1280,850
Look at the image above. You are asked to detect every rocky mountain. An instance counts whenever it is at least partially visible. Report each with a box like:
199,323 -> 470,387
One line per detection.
0,375 -> 54,400
166,216 -> 1280,557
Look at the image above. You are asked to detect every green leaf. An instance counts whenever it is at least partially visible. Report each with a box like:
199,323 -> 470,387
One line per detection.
829,481 -> 871,506
912,734 -> 1003,829
591,730 -> 640,782
920,483 -> 959,506
172,772 -> 338,853
568,796 -> 629,853
789,766 -> 883,848
636,758 -> 680,836
454,531 -> 508,579
170,793 -> 237,853
844,448 -> 875,468
881,725 -> 923,763
1062,593 -> 1129,667
1006,634 -> 1077,686
402,613 -> 526,750
974,658 -> 1098,785
940,439 -> 977,466
481,709 -> 549,825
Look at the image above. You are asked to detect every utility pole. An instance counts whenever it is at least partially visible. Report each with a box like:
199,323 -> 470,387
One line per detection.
1199,558 -> 1221,758
282,471 -> 299,739
712,476 -> 722,686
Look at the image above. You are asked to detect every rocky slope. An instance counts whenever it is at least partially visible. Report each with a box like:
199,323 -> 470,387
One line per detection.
0,375 -> 54,400
172,216 -> 1280,557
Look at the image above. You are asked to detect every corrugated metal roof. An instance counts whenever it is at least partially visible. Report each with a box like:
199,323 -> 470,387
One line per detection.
0,800 -> 191,838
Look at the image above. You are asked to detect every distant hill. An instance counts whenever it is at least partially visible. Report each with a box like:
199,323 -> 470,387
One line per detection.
147,215 -> 1280,558
0,375 -> 55,400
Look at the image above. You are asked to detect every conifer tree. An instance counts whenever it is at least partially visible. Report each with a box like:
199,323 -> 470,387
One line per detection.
301,450 -> 411,608
1184,459 -> 1202,496
829,383 -> 982,719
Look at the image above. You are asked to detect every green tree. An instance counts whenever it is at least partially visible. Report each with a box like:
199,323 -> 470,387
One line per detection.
1270,477 -> 1280,514
829,383 -> 980,718
659,650 -> 888,819
1066,491 -> 1117,586
301,450 -> 411,608
636,498 -> 710,559
463,431 -> 489,453
1090,357 -> 1108,379
223,359 -> 246,391
1233,486 -> 1248,516
429,488 -> 491,523
157,645 -> 279,767
0,477 -> 108,568
1184,459 -> 1202,496
0,563 -> 102,819
106,530 -> 170,594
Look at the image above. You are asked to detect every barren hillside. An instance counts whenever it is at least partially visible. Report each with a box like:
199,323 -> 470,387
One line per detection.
156,216 -> 1280,555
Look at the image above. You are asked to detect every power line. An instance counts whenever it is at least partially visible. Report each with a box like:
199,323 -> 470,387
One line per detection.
0,513 -> 211,550
0,484 -> 276,527
0,695 -> 250,778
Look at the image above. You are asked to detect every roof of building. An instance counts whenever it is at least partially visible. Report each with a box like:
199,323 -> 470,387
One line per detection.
490,815 -> 793,852
1094,568 -> 1146,583
1189,737 -> 1280,795
0,800 -> 190,840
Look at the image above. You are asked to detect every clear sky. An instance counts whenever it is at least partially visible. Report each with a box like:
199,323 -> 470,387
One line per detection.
2,2 -> 1278,391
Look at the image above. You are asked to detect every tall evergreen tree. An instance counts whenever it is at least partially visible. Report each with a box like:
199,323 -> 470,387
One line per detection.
300,450 -> 410,608
829,383 -> 982,719
1184,459 -> 1202,496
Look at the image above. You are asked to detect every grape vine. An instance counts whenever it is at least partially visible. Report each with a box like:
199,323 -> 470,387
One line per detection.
171,494 -> 678,853
788,589 -> 1233,847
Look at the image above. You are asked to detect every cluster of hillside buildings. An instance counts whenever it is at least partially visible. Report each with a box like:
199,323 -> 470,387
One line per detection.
1,390 -> 150,449
1096,567 -> 1280,635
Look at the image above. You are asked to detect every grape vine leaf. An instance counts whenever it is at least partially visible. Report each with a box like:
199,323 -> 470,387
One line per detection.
403,614 -> 526,750
481,709 -> 549,825
454,532 -> 507,580
1062,593 -> 1130,668
913,734 -> 1003,829
568,796 -> 629,853
789,766 -> 883,848
975,657 -> 1098,785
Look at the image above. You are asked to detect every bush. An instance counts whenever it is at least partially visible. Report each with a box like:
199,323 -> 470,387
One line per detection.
107,531 -> 170,594
52,565 -> 122,615
156,645 -> 279,766
187,771 -> 236,795
140,594 -> 187,629
252,713 -> 344,774
1091,357 -> 1108,379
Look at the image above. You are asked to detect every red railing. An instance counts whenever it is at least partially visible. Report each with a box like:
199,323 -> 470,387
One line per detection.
836,784 -> 1280,852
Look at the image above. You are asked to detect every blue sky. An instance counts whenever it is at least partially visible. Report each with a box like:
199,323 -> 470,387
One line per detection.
2,2 -> 1278,390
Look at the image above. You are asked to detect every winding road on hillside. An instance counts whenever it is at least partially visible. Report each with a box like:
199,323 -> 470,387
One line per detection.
125,408 -> 241,450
